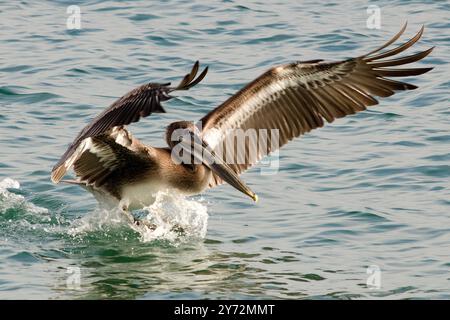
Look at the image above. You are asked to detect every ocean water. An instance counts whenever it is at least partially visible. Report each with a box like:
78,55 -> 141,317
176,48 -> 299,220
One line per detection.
0,0 -> 449,299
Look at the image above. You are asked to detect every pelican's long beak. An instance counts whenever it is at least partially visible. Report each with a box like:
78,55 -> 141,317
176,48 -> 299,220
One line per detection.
207,160 -> 258,202
179,133 -> 258,202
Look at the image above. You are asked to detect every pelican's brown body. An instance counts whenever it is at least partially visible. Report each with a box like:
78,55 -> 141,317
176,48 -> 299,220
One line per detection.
72,126 -> 213,210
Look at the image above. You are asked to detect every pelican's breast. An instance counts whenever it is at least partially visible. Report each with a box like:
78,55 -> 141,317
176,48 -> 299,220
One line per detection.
120,178 -> 167,210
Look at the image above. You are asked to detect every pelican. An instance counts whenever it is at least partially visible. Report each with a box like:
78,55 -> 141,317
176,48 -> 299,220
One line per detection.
51,24 -> 433,225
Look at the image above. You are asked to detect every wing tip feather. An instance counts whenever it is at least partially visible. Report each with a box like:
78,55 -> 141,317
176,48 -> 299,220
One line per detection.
51,166 -> 66,184
176,61 -> 208,90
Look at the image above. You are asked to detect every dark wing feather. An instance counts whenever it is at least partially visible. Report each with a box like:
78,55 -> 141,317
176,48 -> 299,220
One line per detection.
200,24 -> 433,187
52,61 -> 208,183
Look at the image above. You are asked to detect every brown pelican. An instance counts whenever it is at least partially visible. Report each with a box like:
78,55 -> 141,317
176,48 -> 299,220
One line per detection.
51,24 -> 433,225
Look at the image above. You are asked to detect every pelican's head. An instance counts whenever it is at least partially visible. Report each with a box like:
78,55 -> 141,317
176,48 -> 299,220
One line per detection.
166,121 -> 258,203
165,121 -> 199,149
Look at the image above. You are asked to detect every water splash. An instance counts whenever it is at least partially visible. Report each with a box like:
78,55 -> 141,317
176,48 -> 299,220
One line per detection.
0,178 -> 60,244
0,178 -> 208,243
67,206 -> 125,237
138,191 -> 209,242
67,190 -> 209,243
0,178 -> 48,216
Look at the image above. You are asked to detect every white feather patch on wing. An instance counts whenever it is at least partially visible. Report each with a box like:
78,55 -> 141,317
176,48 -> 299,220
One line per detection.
51,138 -> 93,183
88,140 -> 120,171
203,74 -> 297,149
110,126 -> 133,148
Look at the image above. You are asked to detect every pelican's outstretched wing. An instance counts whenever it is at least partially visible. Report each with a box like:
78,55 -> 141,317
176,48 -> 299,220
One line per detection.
51,61 -> 208,183
200,24 -> 433,187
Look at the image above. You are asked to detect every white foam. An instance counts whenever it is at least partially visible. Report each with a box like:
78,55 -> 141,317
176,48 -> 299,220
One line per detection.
0,177 -> 20,189
0,178 -> 49,215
